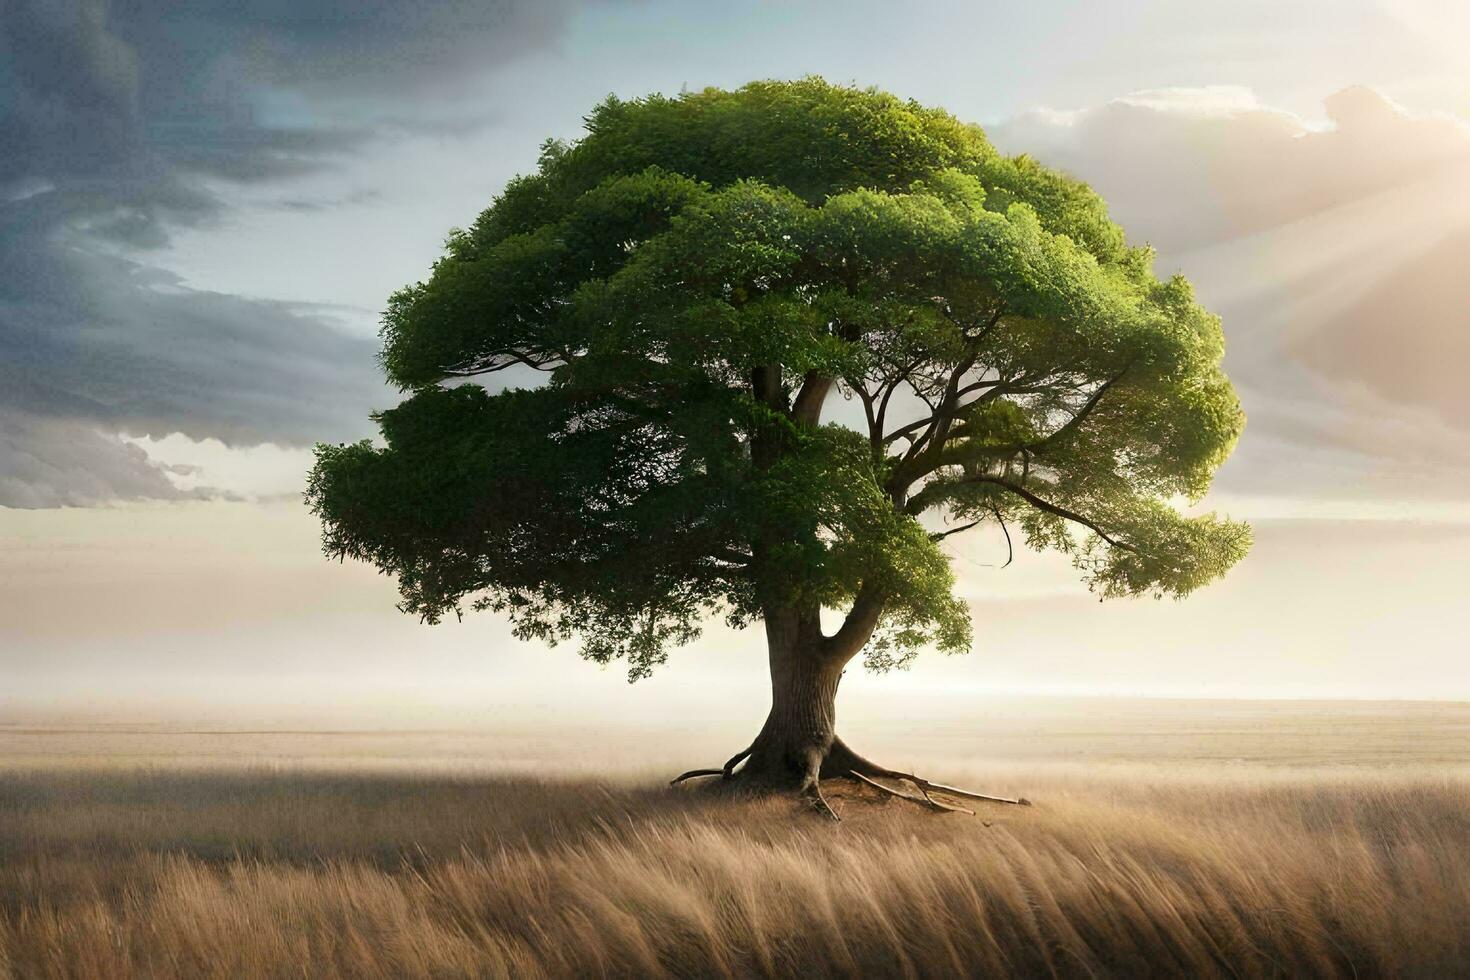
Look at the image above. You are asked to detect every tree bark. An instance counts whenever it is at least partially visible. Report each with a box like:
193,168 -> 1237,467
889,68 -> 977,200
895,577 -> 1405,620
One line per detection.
671,597 -> 1032,814
735,606 -> 845,791
680,361 -> 1024,813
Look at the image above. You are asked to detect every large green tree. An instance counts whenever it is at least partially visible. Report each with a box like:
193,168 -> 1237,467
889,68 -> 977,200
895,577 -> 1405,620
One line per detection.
308,79 -> 1248,816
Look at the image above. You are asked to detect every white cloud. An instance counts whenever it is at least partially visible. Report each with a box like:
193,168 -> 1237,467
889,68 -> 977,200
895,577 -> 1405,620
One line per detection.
991,85 -> 1469,253
1113,85 -> 1268,117
992,86 -> 1470,502
124,433 -> 317,502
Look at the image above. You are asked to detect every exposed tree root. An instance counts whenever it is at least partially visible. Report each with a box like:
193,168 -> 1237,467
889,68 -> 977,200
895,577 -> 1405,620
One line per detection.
828,736 -> 1032,808
849,766 -> 1032,808
721,745 -> 753,779
848,770 -> 974,814
800,750 -> 840,821
669,745 -> 754,786
670,734 -> 1031,816
669,768 -> 723,785
902,776 -> 1031,808
801,778 -> 841,821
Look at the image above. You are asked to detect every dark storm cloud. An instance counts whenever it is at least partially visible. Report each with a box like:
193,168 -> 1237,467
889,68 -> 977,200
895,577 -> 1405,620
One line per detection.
110,0 -> 576,96
0,0 -> 595,507
2,0 -> 581,185
0,415 -> 206,508
0,202 -> 383,445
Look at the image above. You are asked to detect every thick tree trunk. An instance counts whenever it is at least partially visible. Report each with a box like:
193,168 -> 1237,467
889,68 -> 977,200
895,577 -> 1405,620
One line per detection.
734,368 -> 851,795
669,367 -> 1031,814
670,600 -> 1032,815
734,607 -> 844,792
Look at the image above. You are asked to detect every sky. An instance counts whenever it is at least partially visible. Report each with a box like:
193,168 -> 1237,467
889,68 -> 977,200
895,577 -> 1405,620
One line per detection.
2,0 -> 1469,724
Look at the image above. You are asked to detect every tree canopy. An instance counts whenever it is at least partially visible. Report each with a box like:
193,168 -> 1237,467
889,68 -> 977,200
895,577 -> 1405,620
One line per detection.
308,78 -> 1249,681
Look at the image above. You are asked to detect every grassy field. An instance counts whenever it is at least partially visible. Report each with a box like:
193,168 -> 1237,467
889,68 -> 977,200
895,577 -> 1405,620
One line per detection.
2,701 -> 1469,978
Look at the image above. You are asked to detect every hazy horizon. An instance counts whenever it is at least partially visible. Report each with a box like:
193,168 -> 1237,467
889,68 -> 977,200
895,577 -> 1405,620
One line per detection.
5,0 -> 1470,716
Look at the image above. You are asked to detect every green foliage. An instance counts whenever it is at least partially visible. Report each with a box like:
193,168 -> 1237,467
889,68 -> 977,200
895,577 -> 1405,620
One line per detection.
309,78 -> 1248,680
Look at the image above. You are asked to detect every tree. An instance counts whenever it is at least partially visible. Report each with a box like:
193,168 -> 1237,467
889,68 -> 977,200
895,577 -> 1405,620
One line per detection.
307,78 -> 1249,817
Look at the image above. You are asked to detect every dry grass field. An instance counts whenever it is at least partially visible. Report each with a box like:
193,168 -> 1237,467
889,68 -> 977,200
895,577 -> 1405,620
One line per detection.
2,700 -> 1468,978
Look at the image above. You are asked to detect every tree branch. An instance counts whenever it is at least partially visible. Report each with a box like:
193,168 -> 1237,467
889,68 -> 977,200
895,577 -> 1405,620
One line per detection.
885,307 -> 1005,470
993,505 -> 1014,568
890,381 -> 1063,453
874,356 -> 924,441
930,519 -> 982,542
822,583 -> 886,664
879,378 -> 1009,447
852,383 -> 879,447
909,475 -> 1136,552
711,547 -> 754,566
886,364 -> 1131,502
751,364 -> 785,411
791,372 -> 833,427
441,350 -> 565,377
1019,364 -> 1131,455
910,349 -> 980,460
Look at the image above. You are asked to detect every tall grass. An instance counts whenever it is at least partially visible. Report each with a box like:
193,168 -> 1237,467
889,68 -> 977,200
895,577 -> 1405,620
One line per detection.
2,766 -> 1467,977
